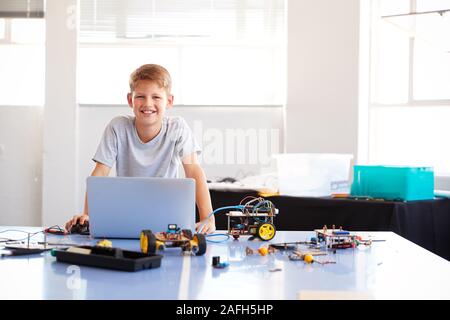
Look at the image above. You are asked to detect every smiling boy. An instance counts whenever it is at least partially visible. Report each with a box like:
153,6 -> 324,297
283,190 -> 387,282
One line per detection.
65,64 -> 215,234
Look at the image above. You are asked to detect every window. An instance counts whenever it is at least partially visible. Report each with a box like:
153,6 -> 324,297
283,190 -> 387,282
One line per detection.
0,19 -> 5,39
77,0 -> 286,106
413,1 -> 450,100
369,0 -> 450,175
371,0 -> 450,103
0,0 -> 45,106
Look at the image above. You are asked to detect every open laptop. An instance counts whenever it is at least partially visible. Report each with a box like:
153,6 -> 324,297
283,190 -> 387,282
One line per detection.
86,177 -> 196,238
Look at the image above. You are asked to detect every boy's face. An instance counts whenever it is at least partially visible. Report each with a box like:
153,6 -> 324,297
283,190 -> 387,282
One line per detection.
127,80 -> 173,127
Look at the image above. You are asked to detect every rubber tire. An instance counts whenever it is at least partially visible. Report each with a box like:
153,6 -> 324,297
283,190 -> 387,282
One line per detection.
193,233 -> 207,256
141,230 -> 157,254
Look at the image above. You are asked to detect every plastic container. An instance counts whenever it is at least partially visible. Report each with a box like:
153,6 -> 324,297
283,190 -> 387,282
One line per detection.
53,246 -> 162,272
274,153 -> 354,197
350,165 -> 434,201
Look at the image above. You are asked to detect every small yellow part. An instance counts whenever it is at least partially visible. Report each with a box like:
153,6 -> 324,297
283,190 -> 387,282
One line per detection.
190,235 -> 200,250
304,254 -> 314,264
140,232 -> 148,254
258,191 -> 279,197
96,239 -> 112,248
331,193 -> 349,198
258,246 -> 269,256
258,223 -> 276,241
192,235 -> 199,246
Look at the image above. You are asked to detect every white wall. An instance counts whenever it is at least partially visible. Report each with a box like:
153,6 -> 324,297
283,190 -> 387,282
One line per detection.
0,106 -> 42,226
436,176 -> 450,190
286,0 -> 360,157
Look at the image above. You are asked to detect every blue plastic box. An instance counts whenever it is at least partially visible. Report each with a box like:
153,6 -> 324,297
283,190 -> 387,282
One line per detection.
350,166 -> 434,201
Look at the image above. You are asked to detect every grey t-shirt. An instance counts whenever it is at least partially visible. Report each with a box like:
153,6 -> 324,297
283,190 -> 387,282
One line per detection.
93,115 -> 201,178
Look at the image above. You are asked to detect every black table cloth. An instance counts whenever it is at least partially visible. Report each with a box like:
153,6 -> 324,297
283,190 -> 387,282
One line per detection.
207,189 -> 450,261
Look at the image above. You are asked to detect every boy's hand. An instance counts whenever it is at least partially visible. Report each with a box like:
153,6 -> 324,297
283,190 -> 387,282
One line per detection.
196,218 -> 216,235
65,214 -> 89,233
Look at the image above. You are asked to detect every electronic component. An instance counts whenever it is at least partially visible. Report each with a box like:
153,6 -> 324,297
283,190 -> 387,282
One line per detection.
212,256 -> 229,269
314,225 -> 373,249
226,197 -> 278,241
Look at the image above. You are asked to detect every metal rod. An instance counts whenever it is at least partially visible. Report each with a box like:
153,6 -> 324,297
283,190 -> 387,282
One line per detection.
382,9 -> 450,19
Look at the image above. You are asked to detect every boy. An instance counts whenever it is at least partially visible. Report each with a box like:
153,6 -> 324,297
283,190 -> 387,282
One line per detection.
65,64 -> 215,234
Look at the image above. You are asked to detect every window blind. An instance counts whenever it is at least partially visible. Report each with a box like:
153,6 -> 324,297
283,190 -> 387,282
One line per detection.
0,0 -> 44,18
79,0 -> 285,44
78,0 -> 286,105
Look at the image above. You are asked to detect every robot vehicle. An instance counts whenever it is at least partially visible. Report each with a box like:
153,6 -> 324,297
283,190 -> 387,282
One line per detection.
227,197 -> 278,241
140,224 -> 207,256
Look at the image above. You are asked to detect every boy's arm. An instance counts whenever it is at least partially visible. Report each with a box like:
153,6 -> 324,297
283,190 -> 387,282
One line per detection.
182,152 -> 215,234
65,162 -> 111,231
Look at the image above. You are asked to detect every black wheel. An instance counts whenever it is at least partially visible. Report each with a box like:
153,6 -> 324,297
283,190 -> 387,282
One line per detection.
182,229 -> 193,239
140,230 -> 157,254
193,233 -> 207,256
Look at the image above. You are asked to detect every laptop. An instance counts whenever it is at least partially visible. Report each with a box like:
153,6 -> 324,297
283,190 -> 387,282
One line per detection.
86,177 -> 196,238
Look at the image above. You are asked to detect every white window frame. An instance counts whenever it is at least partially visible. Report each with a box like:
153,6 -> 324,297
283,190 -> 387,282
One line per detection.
0,18 -> 12,43
369,0 -> 450,108
0,17 -> 46,107
78,41 -> 284,108
77,0 -> 286,107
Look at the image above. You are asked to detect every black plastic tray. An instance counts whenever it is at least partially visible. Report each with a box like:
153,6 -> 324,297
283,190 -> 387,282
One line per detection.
53,246 -> 162,272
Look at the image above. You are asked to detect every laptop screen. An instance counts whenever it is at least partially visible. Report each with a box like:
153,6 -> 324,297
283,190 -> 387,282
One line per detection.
87,177 -> 196,238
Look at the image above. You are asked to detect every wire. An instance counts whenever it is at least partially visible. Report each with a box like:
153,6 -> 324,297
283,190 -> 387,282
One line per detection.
206,233 -> 230,243
44,225 -> 66,235
46,225 -> 65,232
5,231 -> 43,243
0,229 -> 42,242
244,197 -> 262,208
0,229 -> 38,235
197,205 -> 245,234
0,225 -> 65,243
239,196 -> 258,205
